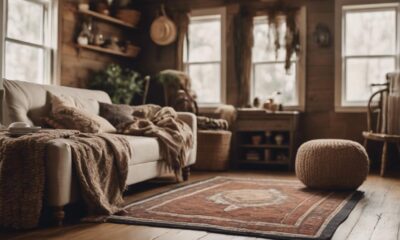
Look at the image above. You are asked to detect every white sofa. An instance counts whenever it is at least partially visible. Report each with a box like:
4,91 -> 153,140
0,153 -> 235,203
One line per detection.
0,79 -> 197,224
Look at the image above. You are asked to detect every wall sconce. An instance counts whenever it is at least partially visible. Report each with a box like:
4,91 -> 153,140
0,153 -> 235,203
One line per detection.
313,23 -> 331,48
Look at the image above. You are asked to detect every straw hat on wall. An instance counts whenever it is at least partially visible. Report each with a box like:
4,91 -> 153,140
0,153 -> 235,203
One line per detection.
150,6 -> 177,46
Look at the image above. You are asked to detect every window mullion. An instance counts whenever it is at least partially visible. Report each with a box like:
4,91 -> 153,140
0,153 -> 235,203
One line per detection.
5,37 -> 46,50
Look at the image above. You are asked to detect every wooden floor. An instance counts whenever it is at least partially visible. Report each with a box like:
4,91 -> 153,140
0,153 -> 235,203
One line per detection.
1,171 -> 400,240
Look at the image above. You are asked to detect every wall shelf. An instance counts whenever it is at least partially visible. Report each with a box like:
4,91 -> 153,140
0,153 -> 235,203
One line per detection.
78,9 -> 137,29
77,44 -> 140,58
240,144 -> 290,149
238,160 -> 289,165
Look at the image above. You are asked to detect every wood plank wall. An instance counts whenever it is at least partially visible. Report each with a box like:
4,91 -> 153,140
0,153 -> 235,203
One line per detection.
302,0 -> 366,143
131,0 -> 367,143
60,0 -> 130,88
60,0 -> 367,143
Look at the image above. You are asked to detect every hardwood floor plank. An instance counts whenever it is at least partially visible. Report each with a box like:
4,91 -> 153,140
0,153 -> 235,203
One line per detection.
370,179 -> 400,240
155,229 -> 208,240
339,177 -> 392,240
332,176 -> 386,240
199,233 -> 238,240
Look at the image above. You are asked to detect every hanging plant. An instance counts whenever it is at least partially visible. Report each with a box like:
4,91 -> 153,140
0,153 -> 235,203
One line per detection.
265,1 -> 301,73
285,10 -> 301,72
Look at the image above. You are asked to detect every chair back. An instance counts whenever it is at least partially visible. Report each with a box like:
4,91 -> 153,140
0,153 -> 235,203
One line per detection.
366,84 -> 389,134
387,72 -> 400,135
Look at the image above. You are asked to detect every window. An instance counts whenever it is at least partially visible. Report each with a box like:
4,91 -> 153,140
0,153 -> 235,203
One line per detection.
336,3 -> 400,110
251,12 -> 306,110
184,8 -> 226,105
1,0 -> 58,84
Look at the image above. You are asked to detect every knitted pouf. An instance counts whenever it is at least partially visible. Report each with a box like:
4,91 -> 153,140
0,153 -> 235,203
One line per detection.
295,139 -> 369,190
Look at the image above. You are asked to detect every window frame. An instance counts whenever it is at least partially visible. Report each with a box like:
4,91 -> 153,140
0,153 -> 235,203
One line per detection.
250,12 -> 307,111
250,11 -> 306,111
184,7 -> 227,107
0,0 -> 59,85
335,1 -> 400,112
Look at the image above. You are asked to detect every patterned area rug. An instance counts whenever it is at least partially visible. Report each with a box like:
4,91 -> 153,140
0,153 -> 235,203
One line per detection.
108,177 -> 363,240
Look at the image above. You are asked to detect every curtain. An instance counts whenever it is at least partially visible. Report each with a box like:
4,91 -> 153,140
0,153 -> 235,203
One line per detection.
234,9 -> 254,107
174,12 -> 190,71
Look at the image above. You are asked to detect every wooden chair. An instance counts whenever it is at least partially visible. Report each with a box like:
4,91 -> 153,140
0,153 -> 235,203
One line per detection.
363,81 -> 400,177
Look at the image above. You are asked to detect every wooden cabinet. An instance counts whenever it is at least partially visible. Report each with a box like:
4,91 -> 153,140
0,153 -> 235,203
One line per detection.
234,109 -> 300,170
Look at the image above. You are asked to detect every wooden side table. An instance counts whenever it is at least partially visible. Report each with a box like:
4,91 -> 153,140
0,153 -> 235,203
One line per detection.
234,109 -> 300,170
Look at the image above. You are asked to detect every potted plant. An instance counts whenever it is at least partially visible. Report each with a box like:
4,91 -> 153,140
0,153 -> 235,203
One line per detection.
89,63 -> 143,104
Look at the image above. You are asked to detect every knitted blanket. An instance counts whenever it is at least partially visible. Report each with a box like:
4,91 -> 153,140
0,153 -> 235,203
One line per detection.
117,106 -> 193,178
0,130 -> 131,229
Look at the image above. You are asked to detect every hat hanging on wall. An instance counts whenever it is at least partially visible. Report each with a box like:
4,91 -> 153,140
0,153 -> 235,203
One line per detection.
150,5 -> 177,46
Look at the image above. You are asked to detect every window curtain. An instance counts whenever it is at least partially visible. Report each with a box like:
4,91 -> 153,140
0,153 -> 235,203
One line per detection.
174,12 -> 190,71
234,9 -> 255,107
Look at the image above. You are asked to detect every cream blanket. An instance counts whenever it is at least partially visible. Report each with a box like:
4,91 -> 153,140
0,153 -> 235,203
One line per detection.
117,105 -> 193,178
0,130 -> 131,229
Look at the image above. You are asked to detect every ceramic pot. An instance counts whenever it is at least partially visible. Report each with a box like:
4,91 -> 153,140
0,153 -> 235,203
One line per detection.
275,134 -> 284,145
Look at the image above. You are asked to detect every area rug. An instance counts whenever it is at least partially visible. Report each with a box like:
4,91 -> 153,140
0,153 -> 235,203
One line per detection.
108,177 -> 363,240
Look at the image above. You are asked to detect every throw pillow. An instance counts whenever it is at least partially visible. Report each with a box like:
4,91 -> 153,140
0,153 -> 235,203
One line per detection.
99,102 -> 134,127
48,93 -> 116,133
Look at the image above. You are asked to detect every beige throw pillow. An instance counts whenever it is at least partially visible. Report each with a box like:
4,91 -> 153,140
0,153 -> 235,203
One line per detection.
48,92 -> 116,133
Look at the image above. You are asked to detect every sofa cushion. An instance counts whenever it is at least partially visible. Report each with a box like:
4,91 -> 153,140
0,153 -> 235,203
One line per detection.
117,134 -> 161,165
2,80 -> 112,126
47,93 -> 116,133
99,102 -> 134,127
50,92 -> 100,116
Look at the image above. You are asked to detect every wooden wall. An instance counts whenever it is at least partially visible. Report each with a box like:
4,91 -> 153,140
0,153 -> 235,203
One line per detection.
59,0 -> 367,143
131,0 -> 367,143
60,0 -> 135,88
301,0 -> 366,143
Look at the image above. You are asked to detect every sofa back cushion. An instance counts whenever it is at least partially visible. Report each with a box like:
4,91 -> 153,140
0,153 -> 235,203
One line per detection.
1,80 -> 112,126
46,93 -> 116,133
99,102 -> 134,127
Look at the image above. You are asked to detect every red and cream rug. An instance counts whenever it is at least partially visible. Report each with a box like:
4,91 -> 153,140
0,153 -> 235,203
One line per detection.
108,177 -> 362,240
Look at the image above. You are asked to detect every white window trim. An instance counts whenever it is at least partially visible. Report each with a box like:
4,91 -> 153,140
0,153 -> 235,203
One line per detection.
335,0 -> 400,112
0,0 -> 60,85
250,7 -> 306,112
0,0 -> 5,87
185,7 -> 227,108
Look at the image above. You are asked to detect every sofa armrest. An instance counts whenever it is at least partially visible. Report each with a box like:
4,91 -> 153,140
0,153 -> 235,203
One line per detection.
177,112 -> 197,166
46,139 -> 78,207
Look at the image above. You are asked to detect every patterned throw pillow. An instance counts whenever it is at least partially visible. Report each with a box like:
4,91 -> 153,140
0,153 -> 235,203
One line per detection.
47,93 -> 116,133
99,102 -> 134,127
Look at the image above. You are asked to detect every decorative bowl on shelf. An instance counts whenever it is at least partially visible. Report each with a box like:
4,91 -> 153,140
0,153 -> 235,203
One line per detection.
125,44 -> 141,57
251,135 -> 262,145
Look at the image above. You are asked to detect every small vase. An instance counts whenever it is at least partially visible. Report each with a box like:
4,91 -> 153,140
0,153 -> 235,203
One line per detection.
275,134 -> 284,145
251,135 -> 262,145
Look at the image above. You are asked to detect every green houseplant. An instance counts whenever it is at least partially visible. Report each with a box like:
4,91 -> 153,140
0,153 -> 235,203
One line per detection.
89,64 -> 143,104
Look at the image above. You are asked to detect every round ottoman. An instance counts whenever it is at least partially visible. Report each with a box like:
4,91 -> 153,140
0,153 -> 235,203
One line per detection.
295,139 -> 369,190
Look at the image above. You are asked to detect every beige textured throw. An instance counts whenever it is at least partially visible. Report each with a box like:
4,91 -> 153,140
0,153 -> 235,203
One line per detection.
118,106 -> 193,177
0,130 -> 131,229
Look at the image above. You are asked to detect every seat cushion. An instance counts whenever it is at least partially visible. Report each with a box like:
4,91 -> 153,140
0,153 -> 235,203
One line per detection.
117,134 -> 161,165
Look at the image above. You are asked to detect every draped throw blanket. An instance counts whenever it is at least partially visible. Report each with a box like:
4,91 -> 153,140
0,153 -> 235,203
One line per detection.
117,105 -> 193,177
197,116 -> 229,131
0,130 -> 131,229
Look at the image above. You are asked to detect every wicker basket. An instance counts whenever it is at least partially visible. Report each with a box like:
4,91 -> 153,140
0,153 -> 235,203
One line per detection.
194,130 -> 232,171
